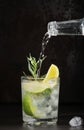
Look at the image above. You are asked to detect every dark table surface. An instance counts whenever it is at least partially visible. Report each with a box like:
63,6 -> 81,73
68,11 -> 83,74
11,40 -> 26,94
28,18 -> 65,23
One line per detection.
0,103 -> 84,130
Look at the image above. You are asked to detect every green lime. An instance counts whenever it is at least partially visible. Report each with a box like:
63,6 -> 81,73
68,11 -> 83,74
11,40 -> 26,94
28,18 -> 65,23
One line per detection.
22,81 -> 50,94
23,93 -> 46,118
23,93 -> 36,116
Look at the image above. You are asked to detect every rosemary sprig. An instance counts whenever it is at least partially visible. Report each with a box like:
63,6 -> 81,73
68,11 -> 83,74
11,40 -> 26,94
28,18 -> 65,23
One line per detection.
27,53 -> 46,78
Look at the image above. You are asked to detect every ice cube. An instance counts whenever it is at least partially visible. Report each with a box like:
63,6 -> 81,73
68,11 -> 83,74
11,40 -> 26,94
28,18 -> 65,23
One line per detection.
69,116 -> 83,127
46,105 -> 52,113
51,110 -> 58,117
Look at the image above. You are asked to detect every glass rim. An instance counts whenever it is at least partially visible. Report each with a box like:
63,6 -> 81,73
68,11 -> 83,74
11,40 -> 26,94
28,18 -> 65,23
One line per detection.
21,76 -> 44,80
21,76 -> 60,80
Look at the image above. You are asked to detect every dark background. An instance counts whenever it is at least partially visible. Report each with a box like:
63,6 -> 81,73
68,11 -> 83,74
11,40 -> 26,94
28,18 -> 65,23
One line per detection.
0,0 -> 84,105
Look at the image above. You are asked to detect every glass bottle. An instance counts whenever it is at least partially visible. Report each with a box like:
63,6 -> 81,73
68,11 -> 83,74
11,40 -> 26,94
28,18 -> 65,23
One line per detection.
47,18 -> 84,36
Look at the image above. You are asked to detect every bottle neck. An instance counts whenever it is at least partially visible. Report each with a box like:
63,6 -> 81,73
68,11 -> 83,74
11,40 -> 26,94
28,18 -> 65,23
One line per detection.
47,18 -> 84,36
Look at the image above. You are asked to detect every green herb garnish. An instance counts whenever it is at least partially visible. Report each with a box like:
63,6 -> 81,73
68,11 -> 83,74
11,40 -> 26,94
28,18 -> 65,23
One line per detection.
27,53 -> 46,79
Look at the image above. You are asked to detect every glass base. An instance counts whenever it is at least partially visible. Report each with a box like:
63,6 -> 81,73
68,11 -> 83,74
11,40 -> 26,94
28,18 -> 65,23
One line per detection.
23,118 -> 57,126
22,111 -> 58,126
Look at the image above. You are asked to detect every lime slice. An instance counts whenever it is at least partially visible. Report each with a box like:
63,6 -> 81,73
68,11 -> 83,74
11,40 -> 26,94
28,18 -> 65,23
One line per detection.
22,81 -> 50,93
43,64 -> 59,83
23,93 -> 46,118
23,93 -> 36,116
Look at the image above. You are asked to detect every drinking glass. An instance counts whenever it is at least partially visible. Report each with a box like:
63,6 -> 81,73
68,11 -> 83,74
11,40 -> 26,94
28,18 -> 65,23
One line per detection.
21,76 -> 60,126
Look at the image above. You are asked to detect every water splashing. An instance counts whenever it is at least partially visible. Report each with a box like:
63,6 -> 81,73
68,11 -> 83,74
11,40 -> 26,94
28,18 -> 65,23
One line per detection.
37,32 -> 51,77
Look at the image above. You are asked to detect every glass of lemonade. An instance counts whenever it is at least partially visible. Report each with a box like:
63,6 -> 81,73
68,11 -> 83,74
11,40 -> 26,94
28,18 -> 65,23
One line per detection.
21,64 -> 60,126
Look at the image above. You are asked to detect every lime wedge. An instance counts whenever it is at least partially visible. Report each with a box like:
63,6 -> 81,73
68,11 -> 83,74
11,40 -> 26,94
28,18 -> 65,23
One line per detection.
23,93 -> 36,116
23,93 -> 46,118
22,81 -> 50,93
